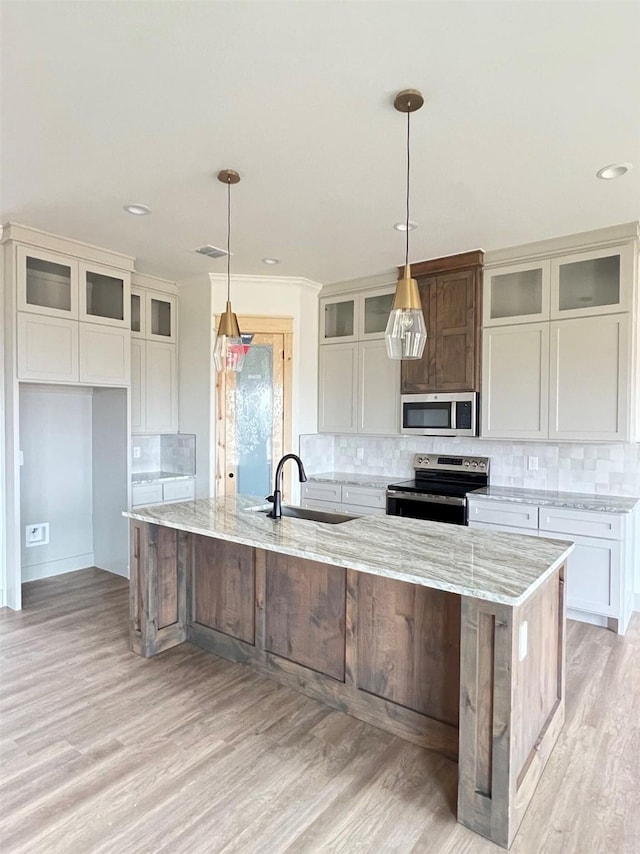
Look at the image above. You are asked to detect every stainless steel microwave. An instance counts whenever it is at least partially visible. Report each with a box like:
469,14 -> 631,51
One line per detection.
400,392 -> 478,437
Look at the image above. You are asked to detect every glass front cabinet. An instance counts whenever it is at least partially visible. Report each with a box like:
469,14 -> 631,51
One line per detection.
483,260 -> 551,326
320,286 -> 395,343
550,244 -> 632,319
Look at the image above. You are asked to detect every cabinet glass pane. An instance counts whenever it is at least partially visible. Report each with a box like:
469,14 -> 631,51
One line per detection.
25,256 -> 72,311
131,294 -> 141,332
324,301 -> 354,338
86,271 -> 124,320
490,269 -> 542,319
364,293 -> 394,334
558,255 -> 620,311
150,298 -> 172,336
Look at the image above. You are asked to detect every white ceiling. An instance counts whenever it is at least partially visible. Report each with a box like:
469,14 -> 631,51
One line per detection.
1,1 -> 639,285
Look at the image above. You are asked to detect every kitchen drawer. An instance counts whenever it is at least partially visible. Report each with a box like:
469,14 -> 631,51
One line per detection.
342,503 -> 387,517
301,498 -> 342,512
302,482 -> 342,503
163,479 -> 195,503
539,507 -> 622,540
469,521 -> 539,537
467,500 -> 538,529
341,485 -> 386,510
132,483 -> 163,507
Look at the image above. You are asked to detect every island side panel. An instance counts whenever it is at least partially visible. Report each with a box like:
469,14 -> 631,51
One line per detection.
264,551 -> 346,681
355,573 -> 461,726
457,565 -> 566,849
129,521 -> 189,657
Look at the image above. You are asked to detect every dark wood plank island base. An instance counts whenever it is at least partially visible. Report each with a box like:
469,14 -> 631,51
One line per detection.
129,520 -> 567,849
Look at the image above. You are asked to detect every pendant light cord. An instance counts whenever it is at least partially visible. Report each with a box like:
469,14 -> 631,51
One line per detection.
405,108 -> 410,268
226,179 -> 231,303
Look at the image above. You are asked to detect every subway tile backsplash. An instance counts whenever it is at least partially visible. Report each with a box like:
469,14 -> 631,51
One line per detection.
299,434 -> 640,497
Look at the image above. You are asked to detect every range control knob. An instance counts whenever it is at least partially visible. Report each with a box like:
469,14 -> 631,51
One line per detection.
479,461 -> 486,468
471,461 -> 478,467
464,460 -> 470,467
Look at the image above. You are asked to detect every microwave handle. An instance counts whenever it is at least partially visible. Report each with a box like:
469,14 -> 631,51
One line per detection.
451,402 -> 456,430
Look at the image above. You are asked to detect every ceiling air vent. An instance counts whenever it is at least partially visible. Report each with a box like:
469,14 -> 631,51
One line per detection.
194,244 -> 230,259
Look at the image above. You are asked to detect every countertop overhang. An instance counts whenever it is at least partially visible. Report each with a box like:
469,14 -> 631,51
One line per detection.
124,496 -> 574,607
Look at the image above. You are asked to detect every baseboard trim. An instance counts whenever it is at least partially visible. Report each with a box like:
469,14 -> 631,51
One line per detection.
566,608 -> 608,628
97,563 -> 129,579
634,593 -> 640,614
22,553 -> 95,582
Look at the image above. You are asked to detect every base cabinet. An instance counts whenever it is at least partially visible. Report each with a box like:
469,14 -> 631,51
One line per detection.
468,497 -> 634,634
301,481 -> 387,517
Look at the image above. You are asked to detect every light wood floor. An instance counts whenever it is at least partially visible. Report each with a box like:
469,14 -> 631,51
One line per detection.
0,568 -> 638,854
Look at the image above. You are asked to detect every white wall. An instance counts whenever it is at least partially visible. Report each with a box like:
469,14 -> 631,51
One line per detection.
19,385 -> 95,581
92,387 -> 129,577
177,275 -> 214,499
177,272 -> 321,500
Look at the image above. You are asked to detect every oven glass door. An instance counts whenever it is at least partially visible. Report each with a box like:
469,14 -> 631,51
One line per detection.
402,401 -> 453,431
386,492 -> 467,525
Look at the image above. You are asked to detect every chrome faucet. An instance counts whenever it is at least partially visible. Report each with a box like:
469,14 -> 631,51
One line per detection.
267,454 -> 307,519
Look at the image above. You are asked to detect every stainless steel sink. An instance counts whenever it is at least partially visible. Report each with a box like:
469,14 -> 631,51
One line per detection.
258,504 -> 358,524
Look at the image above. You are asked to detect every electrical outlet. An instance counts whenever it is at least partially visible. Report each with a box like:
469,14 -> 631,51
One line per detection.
133,446 -> 141,459
519,621 -> 528,661
356,447 -> 364,460
527,456 -> 538,471
26,523 -> 49,548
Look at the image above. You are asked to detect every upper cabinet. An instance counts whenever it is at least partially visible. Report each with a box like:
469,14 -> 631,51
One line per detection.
481,223 -> 640,442
320,287 -> 395,344
16,245 -> 130,328
483,260 -> 550,326
6,224 -> 134,387
130,273 -> 179,433
318,283 -> 399,435
400,251 -> 483,394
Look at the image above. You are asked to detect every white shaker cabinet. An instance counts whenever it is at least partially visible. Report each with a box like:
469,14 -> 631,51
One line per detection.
301,481 -> 387,516
481,323 -> 549,440
130,274 -> 179,434
79,324 -> 130,385
318,343 -> 358,433
549,315 -> 629,442
468,496 -> 635,634
481,223 -> 639,442
17,313 -> 79,383
318,284 -> 399,436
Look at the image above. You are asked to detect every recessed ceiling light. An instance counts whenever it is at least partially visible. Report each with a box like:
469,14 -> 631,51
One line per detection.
123,203 -> 151,215
262,257 -> 280,265
393,221 -> 417,232
595,163 -> 632,180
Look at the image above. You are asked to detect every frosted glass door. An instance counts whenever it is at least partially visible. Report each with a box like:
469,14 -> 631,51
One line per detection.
551,246 -> 630,318
321,298 -> 356,342
131,292 -> 144,337
17,246 -> 78,319
483,261 -> 550,326
360,289 -> 395,338
224,333 -> 285,500
146,293 -> 176,341
80,263 -> 129,327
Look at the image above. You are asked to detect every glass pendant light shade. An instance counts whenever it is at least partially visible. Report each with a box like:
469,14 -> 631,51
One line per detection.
385,264 -> 427,359
385,89 -> 428,361
214,300 -> 245,372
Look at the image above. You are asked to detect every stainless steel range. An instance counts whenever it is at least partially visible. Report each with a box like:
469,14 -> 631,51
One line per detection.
386,453 -> 490,525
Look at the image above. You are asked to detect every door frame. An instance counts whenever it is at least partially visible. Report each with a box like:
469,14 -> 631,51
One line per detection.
215,315 -> 293,499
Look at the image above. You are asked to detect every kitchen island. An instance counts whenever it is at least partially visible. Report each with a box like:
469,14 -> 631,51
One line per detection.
125,496 -> 573,849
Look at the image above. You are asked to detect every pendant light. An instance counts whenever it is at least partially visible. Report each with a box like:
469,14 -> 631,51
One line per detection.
385,90 -> 428,361
213,169 -> 245,373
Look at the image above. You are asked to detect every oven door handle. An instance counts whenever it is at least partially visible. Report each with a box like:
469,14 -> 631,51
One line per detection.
386,489 -> 467,507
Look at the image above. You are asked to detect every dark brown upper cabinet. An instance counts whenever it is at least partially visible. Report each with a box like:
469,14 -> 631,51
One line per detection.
401,251 -> 483,394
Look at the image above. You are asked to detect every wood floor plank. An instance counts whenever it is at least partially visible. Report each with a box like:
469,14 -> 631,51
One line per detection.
0,569 -> 638,854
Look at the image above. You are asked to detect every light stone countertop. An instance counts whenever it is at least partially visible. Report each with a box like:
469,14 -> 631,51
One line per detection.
124,495 -> 574,607
307,472 -> 402,489
468,486 -> 639,514
132,472 -> 194,484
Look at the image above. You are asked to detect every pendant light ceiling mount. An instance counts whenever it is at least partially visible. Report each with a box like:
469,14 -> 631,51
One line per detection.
385,88 -> 428,361
217,169 -> 241,185
393,89 -> 424,113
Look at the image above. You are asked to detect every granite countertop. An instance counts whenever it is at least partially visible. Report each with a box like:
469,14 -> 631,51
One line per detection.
124,495 -> 573,607
468,486 -> 639,514
132,471 -> 194,484
308,472 -> 401,489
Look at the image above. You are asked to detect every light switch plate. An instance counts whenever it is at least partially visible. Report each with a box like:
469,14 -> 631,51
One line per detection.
519,621 -> 528,661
